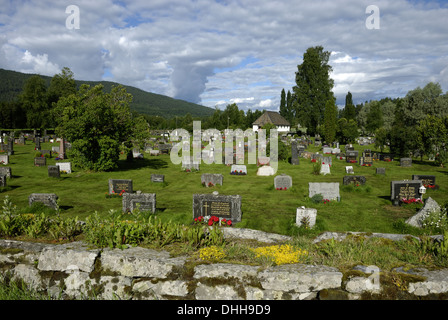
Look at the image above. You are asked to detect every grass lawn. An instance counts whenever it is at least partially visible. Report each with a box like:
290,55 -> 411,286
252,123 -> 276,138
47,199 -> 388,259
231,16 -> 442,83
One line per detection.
1,139 -> 447,237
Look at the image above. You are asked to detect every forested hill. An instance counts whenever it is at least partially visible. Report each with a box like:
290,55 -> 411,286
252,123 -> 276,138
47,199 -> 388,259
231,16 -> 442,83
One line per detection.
0,68 -> 215,118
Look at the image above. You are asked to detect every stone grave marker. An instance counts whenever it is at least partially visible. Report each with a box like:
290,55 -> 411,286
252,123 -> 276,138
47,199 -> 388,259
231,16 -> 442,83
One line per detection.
193,193 -> 242,223
29,193 -> 59,210
322,156 -> 332,166
230,164 -> 247,175
48,165 -> 60,178
257,165 -> 275,176
345,166 -> 354,174
201,173 -> 223,187
257,156 -> 270,166
309,182 -> 340,201
108,179 -> 133,194
34,157 -> 46,167
150,174 -> 165,183
35,138 -> 41,150
150,150 -> 160,156
7,139 -> 13,155
0,155 -> 9,165
296,207 -> 317,228
0,167 -> 11,178
274,174 -> 292,190
412,175 -> 436,187
343,175 -> 366,186
0,174 -> 6,187
346,151 -> 358,163
320,164 -> 331,175
390,180 -> 423,206
122,192 -> 156,213
400,158 -> 412,167
56,162 -> 72,174
376,167 -> 386,175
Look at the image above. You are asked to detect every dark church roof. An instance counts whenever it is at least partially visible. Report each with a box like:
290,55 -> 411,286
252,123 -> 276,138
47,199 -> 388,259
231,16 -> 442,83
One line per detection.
252,111 -> 290,127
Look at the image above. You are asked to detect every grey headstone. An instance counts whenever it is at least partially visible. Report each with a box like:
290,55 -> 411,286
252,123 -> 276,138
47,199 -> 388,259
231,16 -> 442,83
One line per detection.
34,157 -> 46,167
400,158 -> 412,167
390,180 -> 423,206
296,207 -> 317,228
48,165 -> 60,178
122,193 -> 156,213
201,173 -> 223,187
309,182 -> 340,201
343,175 -> 366,186
193,193 -> 242,223
150,174 -> 165,183
0,174 -> 6,187
108,179 -> 133,194
274,174 -> 292,190
29,193 -> 58,210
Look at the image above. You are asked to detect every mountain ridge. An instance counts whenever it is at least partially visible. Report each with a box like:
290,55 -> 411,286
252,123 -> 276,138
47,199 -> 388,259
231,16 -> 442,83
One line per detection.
0,68 -> 215,119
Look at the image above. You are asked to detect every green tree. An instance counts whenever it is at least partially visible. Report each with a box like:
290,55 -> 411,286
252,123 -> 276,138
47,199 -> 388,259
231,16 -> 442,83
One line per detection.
48,67 -> 77,107
344,91 -> 356,121
279,89 -> 287,119
365,101 -> 383,134
416,115 -> 448,161
292,46 -> 335,135
322,99 -> 338,143
54,84 -> 135,171
374,127 -> 388,152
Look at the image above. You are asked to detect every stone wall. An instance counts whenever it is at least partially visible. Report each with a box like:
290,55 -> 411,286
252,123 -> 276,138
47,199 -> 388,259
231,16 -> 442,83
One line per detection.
1,230 -> 448,300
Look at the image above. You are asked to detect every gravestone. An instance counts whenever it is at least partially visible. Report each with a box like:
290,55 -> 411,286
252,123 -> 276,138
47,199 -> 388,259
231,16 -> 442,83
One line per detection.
29,193 -> 59,210
52,146 -> 60,153
309,182 -> 340,201
343,175 -> 366,186
376,168 -> 386,175
257,165 -> 275,176
345,166 -> 354,174
7,139 -> 13,155
122,192 -> 156,213
390,180 -> 423,206
59,138 -> 66,159
0,167 -> 11,178
274,174 -> 292,190
35,138 -> 41,150
201,173 -> 223,187
150,174 -> 165,183
346,151 -> 358,163
108,179 -> 133,194
400,158 -> 412,167
0,174 -> 6,187
322,156 -> 332,166
159,144 -> 171,155
295,207 -> 317,228
193,193 -> 242,223
362,149 -> 373,165
320,164 -> 331,175
322,147 -> 332,154
412,175 -> 436,187
48,165 -> 60,178
150,150 -> 160,156
257,156 -> 270,166
34,157 -> 46,167
230,164 -> 247,175
56,162 -> 72,174
0,155 -> 9,165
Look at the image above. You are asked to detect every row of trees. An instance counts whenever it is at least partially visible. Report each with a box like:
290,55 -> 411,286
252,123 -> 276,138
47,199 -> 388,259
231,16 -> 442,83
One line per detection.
0,67 -> 150,172
277,45 -> 448,163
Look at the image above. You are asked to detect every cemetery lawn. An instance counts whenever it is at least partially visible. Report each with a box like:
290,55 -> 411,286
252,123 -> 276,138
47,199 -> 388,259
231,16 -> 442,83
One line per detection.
1,141 -> 447,239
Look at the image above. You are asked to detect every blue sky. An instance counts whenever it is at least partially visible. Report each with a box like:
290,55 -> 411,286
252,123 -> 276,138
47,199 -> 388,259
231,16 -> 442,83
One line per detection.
1,0 -> 447,111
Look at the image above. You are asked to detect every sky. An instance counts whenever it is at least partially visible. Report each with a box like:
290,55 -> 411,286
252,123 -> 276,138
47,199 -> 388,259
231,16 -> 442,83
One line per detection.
1,0 -> 447,112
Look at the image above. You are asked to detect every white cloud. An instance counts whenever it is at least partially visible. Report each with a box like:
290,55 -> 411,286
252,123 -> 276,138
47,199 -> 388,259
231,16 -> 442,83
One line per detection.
1,0 -> 447,111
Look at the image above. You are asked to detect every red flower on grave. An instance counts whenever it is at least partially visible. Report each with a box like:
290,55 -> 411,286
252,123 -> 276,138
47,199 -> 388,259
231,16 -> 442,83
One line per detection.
227,220 -> 232,226
208,219 -> 214,226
